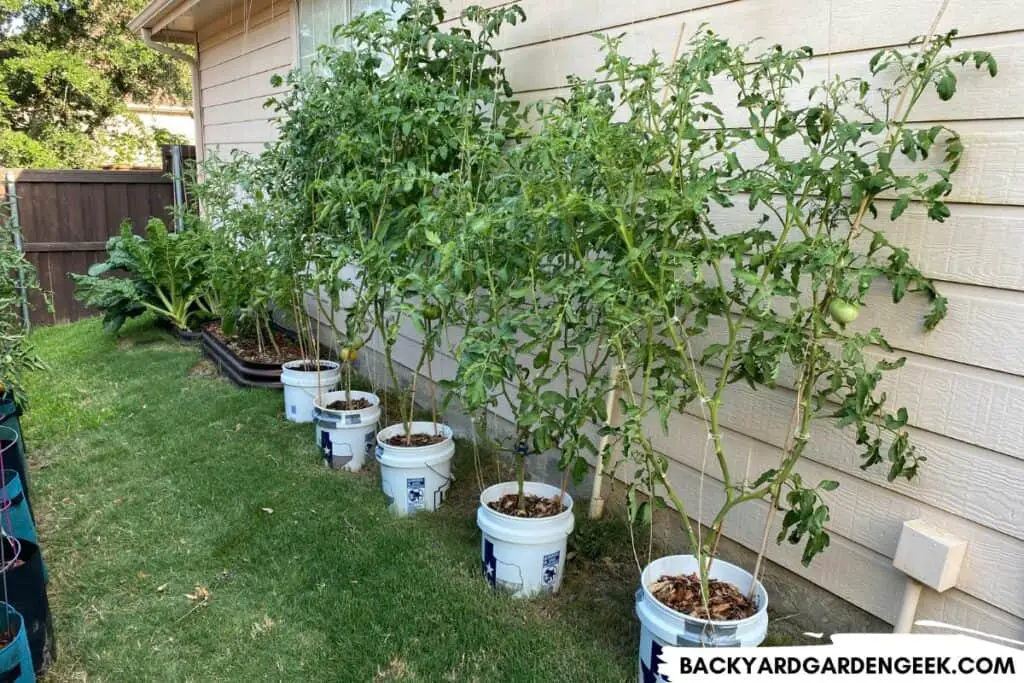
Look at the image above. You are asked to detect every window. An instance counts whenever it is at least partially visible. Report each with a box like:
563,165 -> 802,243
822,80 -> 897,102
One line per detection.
297,0 -> 394,69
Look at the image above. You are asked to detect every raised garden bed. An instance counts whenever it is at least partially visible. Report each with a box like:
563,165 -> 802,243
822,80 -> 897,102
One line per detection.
200,322 -> 304,390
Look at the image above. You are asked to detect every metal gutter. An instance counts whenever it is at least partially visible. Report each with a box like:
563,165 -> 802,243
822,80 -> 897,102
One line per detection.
140,28 -> 205,163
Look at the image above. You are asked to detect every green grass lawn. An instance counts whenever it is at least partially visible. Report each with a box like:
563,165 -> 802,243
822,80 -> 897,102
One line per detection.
22,318 -> 640,682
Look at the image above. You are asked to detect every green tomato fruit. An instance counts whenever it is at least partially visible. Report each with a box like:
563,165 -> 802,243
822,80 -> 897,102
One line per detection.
829,300 -> 860,324
422,304 -> 441,321
340,348 -> 359,363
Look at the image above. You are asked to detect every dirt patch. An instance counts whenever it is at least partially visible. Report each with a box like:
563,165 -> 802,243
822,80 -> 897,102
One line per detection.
374,655 -> 413,681
326,398 -> 371,411
205,321 -> 305,366
188,360 -> 218,378
383,433 -> 446,447
649,572 -> 756,621
487,493 -> 564,518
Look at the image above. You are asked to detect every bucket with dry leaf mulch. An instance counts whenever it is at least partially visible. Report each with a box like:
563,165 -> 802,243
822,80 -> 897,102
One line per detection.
312,390 -> 381,472
375,422 -> 455,516
635,554 -> 768,674
476,481 -> 575,599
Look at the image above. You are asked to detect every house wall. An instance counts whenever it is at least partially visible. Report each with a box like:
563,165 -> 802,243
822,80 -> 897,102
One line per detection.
197,0 -> 1024,639
196,0 -> 296,158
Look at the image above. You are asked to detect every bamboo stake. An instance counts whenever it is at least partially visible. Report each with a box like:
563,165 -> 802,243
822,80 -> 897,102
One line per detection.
589,364 -> 625,519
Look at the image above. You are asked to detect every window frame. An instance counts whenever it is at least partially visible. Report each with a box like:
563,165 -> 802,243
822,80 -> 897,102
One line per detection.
294,0 -> 394,69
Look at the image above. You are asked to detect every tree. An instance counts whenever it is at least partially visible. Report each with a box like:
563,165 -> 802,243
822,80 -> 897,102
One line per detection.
0,0 -> 192,168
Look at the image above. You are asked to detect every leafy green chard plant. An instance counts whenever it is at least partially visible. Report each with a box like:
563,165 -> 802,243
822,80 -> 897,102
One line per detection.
72,218 -> 212,333
590,29 -> 995,604
0,211 -> 45,407
267,0 -> 527,436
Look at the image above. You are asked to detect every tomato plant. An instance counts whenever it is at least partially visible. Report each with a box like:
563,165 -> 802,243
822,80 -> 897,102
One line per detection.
570,28 -> 996,605
0,206 -> 46,408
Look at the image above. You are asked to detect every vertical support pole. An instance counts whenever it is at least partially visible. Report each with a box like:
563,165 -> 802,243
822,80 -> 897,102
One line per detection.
171,145 -> 186,232
4,172 -> 30,332
893,577 -> 924,634
589,364 -> 625,519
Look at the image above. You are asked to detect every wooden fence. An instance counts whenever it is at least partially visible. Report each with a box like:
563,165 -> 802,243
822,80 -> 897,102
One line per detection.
2,169 -> 176,325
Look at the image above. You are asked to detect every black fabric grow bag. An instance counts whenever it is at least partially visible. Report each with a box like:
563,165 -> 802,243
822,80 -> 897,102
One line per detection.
0,538 -> 53,676
0,401 -> 32,521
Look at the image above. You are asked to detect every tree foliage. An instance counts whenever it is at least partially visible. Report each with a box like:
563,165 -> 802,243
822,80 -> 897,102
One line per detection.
0,0 -> 192,168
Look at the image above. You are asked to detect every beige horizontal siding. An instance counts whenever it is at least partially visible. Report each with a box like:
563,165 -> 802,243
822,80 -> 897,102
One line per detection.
197,0 -> 293,155
201,1 -> 294,67
204,119 -> 280,145
205,0 -> 1024,636
711,201 -> 1024,293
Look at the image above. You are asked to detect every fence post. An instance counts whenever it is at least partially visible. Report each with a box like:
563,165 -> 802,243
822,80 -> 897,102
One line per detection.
4,172 -> 30,332
171,145 -> 185,233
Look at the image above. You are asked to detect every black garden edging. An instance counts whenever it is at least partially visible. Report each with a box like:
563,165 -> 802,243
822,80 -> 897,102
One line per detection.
154,319 -> 203,344
199,328 -> 284,389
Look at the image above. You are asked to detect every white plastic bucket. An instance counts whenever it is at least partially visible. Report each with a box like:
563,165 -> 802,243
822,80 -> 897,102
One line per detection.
477,481 -> 575,598
313,391 -> 381,472
375,421 -> 455,516
281,360 -> 341,423
636,555 -> 768,680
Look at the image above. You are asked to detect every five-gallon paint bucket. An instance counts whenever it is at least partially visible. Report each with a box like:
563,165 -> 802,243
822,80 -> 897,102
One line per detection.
636,555 -> 768,680
375,422 -> 454,516
477,481 -> 574,598
0,603 -> 34,682
313,391 -> 381,471
281,361 -> 340,423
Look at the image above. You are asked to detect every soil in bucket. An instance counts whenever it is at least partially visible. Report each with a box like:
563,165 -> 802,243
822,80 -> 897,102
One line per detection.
649,572 -> 756,621
0,629 -> 15,649
487,493 -> 564,518
383,433 -> 446,447
326,398 -> 371,411
291,361 -> 335,372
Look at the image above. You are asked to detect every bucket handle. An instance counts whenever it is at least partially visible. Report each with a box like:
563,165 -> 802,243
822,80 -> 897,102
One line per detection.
426,462 -> 454,485
0,663 -> 20,683
0,491 -> 24,514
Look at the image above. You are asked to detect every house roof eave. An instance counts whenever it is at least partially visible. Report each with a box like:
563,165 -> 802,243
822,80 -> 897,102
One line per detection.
128,0 -> 185,34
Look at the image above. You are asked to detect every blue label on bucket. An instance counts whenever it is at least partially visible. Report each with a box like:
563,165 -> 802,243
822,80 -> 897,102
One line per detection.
407,477 -> 425,510
320,431 -> 333,463
345,414 -> 361,425
290,404 -> 296,415
482,539 -> 496,588
375,445 -> 384,461
542,551 -> 560,586
365,431 -> 375,455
